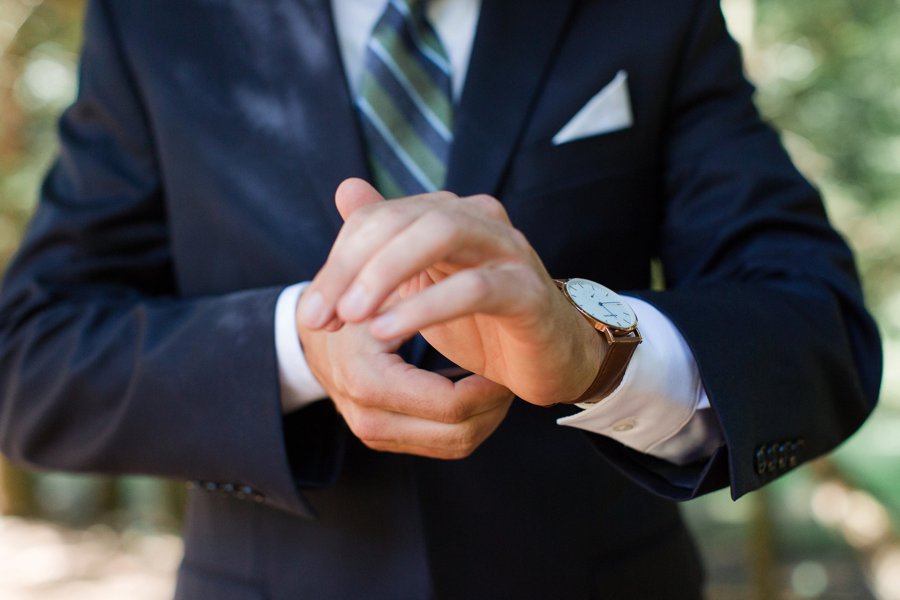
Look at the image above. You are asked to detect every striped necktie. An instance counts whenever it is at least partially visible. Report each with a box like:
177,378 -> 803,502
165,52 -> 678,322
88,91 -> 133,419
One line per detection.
356,0 -> 453,197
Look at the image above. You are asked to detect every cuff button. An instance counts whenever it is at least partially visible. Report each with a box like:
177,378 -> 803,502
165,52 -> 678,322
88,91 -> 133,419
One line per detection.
611,418 -> 636,432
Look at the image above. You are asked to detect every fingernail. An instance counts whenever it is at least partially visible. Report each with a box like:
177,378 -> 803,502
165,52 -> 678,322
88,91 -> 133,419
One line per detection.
298,290 -> 328,328
371,312 -> 400,337
339,283 -> 369,320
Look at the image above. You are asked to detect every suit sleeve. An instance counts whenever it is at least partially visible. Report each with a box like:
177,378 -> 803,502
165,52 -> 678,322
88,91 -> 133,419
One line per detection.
586,0 -> 882,500
0,0 -> 342,517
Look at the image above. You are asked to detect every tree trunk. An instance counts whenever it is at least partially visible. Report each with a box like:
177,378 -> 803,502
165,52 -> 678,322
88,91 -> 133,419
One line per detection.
0,457 -> 35,517
748,488 -> 780,600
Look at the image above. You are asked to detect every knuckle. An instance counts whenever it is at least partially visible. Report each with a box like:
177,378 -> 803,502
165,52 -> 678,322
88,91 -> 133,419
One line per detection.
462,269 -> 492,302
453,433 -> 480,459
341,376 -> 368,403
422,209 -> 460,242
469,194 -> 507,221
437,402 -> 468,425
349,409 -> 382,442
507,227 -> 531,254
447,425 -> 480,458
434,191 -> 459,203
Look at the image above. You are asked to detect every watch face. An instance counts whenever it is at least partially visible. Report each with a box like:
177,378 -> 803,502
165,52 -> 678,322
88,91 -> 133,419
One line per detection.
565,278 -> 637,330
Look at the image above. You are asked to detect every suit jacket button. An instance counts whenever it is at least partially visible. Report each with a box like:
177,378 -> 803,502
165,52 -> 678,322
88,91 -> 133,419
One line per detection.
755,447 -> 767,475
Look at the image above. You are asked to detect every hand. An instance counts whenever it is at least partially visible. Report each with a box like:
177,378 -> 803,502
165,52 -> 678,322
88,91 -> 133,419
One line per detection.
298,179 -> 604,406
298,317 -> 513,459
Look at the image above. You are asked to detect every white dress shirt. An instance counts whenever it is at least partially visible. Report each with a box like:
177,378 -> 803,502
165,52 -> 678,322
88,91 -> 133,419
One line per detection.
274,0 -> 724,467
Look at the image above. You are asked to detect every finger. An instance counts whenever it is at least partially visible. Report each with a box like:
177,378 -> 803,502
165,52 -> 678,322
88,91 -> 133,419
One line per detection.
336,210 -> 521,323
298,203 -> 423,330
299,191 -> 491,330
369,263 -> 545,340
296,179 -> 388,330
457,193 -> 514,226
353,354 -> 512,424
345,389 -> 513,459
335,178 -> 385,221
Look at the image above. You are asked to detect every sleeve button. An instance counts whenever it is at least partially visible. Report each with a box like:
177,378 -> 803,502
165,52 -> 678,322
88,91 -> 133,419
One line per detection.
766,444 -> 778,473
754,447 -> 767,475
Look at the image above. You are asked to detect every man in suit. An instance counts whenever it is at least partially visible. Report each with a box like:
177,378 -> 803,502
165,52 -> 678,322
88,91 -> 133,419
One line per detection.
0,0 -> 882,598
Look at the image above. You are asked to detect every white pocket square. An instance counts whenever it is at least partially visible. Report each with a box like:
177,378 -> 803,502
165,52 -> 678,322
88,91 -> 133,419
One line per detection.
552,70 -> 633,146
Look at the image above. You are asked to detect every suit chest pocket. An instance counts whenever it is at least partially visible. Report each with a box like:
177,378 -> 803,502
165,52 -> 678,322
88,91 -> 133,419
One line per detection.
504,127 -> 657,198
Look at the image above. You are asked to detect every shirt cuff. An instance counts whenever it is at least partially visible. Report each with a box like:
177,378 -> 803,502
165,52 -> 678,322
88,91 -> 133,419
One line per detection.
274,282 -> 328,413
557,296 -> 722,465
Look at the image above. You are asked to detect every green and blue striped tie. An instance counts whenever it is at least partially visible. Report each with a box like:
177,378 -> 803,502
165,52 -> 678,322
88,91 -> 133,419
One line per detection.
357,0 -> 453,197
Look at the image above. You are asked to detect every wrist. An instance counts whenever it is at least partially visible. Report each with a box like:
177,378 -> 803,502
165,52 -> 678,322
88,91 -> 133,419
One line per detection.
552,278 -> 642,405
567,305 -> 608,403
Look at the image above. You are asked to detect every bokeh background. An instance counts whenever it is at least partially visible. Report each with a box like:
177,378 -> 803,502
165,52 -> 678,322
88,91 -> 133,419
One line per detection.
0,0 -> 897,598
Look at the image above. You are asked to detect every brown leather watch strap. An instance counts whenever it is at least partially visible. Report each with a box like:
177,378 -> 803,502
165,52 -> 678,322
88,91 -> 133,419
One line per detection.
569,328 -> 642,405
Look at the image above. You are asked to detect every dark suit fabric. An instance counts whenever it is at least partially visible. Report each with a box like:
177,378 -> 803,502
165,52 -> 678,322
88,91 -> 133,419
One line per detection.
0,0 -> 881,598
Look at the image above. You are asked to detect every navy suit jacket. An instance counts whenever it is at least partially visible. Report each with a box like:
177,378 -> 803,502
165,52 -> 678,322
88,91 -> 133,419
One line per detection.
0,0 -> 882,598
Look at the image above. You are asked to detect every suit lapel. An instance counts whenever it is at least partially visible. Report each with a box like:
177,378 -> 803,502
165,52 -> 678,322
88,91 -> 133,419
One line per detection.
290,0 -> 370,232
444,0 -> 578,197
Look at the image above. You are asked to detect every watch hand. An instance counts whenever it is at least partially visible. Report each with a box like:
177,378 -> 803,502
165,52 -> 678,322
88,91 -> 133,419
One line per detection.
597,305 -> 617,318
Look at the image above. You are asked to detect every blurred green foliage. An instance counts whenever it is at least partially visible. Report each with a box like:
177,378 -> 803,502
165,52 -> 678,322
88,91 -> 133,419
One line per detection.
1,0 -> 84,267
750,0 -> 900,390
744,0 -> 900,532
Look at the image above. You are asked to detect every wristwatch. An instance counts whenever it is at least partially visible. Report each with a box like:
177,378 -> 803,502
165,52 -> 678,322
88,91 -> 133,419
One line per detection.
554,278 -> 642,404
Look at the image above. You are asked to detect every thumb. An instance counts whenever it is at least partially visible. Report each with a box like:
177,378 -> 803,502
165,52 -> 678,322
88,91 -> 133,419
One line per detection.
335,178 -> 385,221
